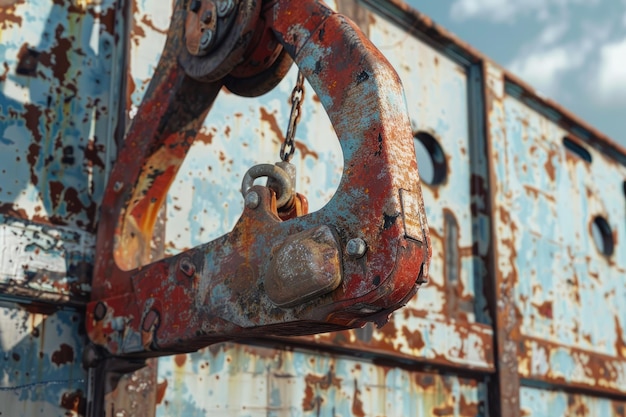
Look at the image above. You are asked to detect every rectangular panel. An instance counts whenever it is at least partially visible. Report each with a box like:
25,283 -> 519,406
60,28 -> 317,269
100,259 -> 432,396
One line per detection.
521,387 -> 626,417
156,343 -> 486,417
502,92 -> 626,357
0,0 -> 126,301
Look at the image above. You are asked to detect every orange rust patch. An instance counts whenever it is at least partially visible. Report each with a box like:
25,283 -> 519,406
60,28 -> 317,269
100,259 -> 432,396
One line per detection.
259,107 -> 284,144
156,378 -> 168,404
0,0 -> 24,30
174,353 -> 187,367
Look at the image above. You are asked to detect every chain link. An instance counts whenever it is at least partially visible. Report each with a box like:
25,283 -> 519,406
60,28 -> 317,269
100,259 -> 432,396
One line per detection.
280,71 -> 305,162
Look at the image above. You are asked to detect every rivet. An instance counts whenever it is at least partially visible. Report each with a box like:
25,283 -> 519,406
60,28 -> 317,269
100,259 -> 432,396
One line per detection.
113,181 -> 123,192
142,310 -> 160,332
199,29 -> 214,51
346,238 -> 367,258
93,302 -> 107,321
245,191 -> 260,209
180,257 -> 196,277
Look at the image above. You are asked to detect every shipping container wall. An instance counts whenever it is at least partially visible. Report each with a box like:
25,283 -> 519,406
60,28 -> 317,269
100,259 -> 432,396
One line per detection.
1,0 -> 625,416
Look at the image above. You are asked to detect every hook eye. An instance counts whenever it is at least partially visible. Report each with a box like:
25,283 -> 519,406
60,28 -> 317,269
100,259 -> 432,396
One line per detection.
241,163 -> 294,208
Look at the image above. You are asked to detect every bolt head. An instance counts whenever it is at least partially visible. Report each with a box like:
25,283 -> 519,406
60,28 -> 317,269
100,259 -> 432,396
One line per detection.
245,191 -> 260,209
199,29 -> 214,50
216,0 -> 235,17
346,238 -> 367,258
179,257 -> 196,277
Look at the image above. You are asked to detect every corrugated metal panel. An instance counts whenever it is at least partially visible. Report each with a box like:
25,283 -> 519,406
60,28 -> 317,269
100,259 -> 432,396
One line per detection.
0,301 -> 86,417
156,343 -> 486,417
521,387 -> 626,417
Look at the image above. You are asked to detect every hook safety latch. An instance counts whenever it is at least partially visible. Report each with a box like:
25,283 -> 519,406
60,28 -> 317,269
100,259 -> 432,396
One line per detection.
86,0 -> 431,357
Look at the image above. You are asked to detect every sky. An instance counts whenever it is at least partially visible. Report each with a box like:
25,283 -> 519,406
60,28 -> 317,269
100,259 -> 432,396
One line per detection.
405,0 -> 626,147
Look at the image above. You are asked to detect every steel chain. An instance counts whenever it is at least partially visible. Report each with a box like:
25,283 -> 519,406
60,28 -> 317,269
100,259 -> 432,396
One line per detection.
280,71 -> 305,162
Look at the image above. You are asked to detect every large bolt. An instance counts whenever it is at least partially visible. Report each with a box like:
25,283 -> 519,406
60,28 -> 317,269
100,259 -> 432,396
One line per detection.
245,191 -> 260,209
216,0 -> 235,17
346,238 -> 367,258
199,29 -> 215,52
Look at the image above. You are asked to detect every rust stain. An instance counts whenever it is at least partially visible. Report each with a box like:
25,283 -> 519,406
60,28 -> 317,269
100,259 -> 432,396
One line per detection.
459,395 -> 479,416
130,1 -> 147,45
0,0 -> 23,30
351,379 -> 365,417
156,378 -> 168,404
51,343 -> 74,366
533,301 -> 553,319
141,14 -> 168,34
544,153 -> 556,182
302,367 -> 342,412
433,405 -> 454,416
196,127 -> 215,145
402,326 -> 425,350
84,140 -> 106,169
49,180 -> 64,209
259,107 -> 285,144
174,353 -> 187,367
37,25 -> 73,83
414,374 -> 436,390
295,141 -> 319,160
615,317 -> 626,358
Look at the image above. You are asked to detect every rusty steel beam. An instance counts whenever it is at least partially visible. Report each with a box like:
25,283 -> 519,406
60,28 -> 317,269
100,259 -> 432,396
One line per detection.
289,319 -> 494,373
482,62 -> 522,417
519,337 -> 626,399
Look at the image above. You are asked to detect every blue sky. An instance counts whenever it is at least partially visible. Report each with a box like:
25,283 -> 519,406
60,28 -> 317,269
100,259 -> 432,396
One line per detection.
405,0 -> 626,146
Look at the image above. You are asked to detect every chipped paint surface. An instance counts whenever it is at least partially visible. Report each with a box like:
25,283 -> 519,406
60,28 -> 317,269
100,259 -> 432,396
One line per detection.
157,343 -> 485,417
0,301 -> 86,417
0,0 -> 125,302
521,387 -> 626,417
2,0 -> 626,415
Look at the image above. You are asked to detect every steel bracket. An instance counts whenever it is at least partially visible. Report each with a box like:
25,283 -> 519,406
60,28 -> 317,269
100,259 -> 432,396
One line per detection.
86,0 -> 431,356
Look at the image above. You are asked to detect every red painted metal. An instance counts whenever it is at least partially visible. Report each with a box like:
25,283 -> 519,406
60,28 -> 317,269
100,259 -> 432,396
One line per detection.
86,0 -> 430,356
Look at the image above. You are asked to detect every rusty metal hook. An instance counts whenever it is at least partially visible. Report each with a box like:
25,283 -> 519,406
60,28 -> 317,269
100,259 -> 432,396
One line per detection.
86,0 -> 430,357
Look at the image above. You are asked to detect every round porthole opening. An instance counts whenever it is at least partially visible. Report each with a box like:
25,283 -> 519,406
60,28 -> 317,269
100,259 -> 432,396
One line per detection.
591,216 -> 614,257
413,131 -> 447,186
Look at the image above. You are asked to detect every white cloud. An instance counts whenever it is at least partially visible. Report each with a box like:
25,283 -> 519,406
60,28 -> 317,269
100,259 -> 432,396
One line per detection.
450,0 -> 599,23
537,19 -> 569,45
591,37 -> 626,105
508,46 -> 582,96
